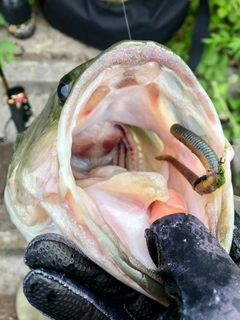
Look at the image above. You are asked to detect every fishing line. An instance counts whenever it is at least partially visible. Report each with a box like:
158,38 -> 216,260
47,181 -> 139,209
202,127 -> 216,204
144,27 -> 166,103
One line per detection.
121,0 -> 132,40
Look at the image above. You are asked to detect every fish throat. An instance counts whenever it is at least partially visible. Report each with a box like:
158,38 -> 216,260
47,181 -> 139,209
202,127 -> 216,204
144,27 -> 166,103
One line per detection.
72,123 -> 139,176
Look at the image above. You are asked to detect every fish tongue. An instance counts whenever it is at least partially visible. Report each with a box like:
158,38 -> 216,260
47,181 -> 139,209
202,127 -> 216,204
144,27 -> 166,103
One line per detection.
84,171 -> 169,269
84,171 -> 187,222
75,166 -> 128,188
86,171 -> 170,205
84,171 -> 188,268
149,189 -> 188,225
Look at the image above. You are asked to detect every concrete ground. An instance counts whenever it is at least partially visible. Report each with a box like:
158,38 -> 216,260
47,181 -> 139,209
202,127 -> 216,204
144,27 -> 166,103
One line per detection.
1,4 -> 240,320
0,4 -> 99,319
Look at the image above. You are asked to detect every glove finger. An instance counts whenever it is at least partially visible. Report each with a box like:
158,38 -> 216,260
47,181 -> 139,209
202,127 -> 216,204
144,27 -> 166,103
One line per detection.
24,233 -> 129,299
230,210 -> 240,267
146,213 -> 240,320
23,268 -> 133,320
24,233 -> 166,320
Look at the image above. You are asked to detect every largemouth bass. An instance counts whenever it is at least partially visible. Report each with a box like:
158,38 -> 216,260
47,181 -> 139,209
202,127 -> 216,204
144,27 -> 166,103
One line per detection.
4,41 -> 234,305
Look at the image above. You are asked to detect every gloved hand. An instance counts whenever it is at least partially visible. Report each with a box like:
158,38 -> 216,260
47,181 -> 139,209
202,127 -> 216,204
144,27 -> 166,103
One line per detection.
23,212 -> 240,320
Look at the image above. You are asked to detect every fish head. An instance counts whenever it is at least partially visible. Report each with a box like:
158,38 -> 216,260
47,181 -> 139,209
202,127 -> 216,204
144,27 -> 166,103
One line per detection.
5,41 -> 234,305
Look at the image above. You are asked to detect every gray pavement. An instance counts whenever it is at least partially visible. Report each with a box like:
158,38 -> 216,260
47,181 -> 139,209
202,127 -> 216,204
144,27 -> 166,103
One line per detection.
0,4 -> 99,319
0,6 -> 99,144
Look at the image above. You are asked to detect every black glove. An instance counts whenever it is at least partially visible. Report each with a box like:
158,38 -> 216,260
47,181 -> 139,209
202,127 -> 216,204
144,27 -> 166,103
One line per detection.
23,234 -> 164,320
23,213 -> 240,320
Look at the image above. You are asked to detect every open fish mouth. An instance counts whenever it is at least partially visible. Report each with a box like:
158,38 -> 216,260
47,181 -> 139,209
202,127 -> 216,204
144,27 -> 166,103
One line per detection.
5,41 -> 234,304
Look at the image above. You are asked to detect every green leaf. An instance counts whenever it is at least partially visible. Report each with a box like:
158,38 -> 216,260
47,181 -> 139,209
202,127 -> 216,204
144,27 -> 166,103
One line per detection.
212,100 -> 225,115
217,8 -> 228,19
198,79 -> 208,89
223,128 -> 231,140
228,97 -> 240,111
227,38 -> 240,58
233,123 -> 240,139
234,173 -> 240,187
0,13 -> 6,25
5,54 -> 15,62
212,69 -> 227,83
0,40 -> 18,53
219,54 -> 229,67
0,40 -> 17,67
217,83 -> 229,96
201,45 -> 219,66
228,73 -> 240,85
204,67 -> 215,80
0,55 -> 5,68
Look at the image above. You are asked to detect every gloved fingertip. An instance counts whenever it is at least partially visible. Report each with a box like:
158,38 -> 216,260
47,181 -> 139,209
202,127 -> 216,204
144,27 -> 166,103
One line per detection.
147,212 -> 222,255
24,232 -> 98,281
23,269 -> 132,320
146,213 -> 240,320
24,233 -> 88,267
23,233 -> 137,300
230,211 -> 240,266
145,228 -> 160,268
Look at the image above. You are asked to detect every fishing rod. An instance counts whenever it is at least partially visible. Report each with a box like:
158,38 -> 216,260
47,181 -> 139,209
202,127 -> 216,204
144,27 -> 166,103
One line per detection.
0,66 -> 32,143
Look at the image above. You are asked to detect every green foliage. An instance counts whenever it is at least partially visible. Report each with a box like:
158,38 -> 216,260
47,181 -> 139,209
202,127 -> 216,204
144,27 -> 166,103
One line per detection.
0,39 -> 17,67
166,0 -> 240,142
0,13 -> 16,67
0,13 -> 6,26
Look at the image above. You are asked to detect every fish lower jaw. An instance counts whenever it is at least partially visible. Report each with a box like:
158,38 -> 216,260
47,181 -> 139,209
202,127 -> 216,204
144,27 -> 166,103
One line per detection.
66,164 -> 216,272
70,122 -> 215,235
70,154 -> 213,235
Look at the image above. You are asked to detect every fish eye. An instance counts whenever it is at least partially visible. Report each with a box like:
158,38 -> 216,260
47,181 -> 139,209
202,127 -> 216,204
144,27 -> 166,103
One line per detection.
57,77 -> 72,104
